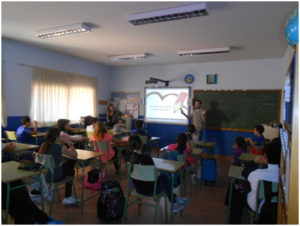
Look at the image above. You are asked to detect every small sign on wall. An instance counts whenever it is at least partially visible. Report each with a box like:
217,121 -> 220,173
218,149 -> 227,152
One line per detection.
206,74 -> 218,84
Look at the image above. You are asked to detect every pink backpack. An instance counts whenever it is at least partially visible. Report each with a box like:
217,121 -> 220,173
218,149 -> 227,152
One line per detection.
84,171 -> 108,190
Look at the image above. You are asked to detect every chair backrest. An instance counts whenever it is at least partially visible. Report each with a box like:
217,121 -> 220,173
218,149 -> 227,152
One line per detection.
131,164 -> 156,182
255,180 -> 279,215
94,140 -> 110,159
5,131 -> 17,141
163,149 -> 184,162
138,135 -> 149,154
125,162 -> 158,197
86,131 -> 94,139
34,153 -> 55,187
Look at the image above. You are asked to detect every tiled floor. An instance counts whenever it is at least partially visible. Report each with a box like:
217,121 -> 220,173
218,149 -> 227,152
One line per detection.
47,153 -> 232,224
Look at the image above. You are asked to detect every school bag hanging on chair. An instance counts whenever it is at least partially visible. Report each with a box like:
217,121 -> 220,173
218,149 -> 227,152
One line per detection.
201,158 -> 217,183
97,180 -> 125,222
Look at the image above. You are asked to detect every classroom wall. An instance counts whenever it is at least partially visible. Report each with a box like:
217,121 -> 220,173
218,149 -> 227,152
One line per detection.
110,58 -> 284,155
2,38 -> 111,117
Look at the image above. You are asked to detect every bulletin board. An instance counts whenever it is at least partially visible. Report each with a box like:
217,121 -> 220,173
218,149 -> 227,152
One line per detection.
111,91 -> 140,119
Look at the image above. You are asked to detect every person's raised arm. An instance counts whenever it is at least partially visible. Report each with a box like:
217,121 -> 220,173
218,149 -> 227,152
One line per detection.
201,110 -> 207,122
180,108 -> 190,119
29,120 -> 38,135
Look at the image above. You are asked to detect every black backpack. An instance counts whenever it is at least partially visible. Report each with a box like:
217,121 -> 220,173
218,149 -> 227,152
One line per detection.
97,180 -> 125,221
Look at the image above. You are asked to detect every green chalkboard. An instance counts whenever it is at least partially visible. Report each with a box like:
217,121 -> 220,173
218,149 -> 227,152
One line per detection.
193,90 -> 281,131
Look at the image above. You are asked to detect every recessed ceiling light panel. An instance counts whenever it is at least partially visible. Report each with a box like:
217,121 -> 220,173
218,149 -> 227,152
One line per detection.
109,53 -> 151,61
36,23 -> 91,39
177,46 -> 230,56
128,3 -> 208,26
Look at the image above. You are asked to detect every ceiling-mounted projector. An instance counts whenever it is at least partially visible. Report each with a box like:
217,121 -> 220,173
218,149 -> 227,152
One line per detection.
128,3 -> 208,26
145,77 -> 169,87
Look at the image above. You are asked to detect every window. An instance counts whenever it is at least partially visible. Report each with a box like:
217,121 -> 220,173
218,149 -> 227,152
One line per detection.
30,67 -> 97,126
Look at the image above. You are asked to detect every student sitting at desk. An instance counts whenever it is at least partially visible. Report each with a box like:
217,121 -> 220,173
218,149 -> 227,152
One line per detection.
167,133 -> 196,168
186,124 -> 198,147
131,120 -> 147,135
245,124 -> 265,146
2,143 -> 62,224
16,116 -> 38,144
38,128 -> 79,206
56,119 -> 89,145
128,135 -> 189,213
232,136 -> 247,166
229,137 -> 281,224
91,122 -> 127,174
86,117 -> 98,132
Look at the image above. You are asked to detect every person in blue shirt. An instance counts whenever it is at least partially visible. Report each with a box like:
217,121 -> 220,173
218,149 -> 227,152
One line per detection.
131,120 -> 147,135
246,124 -> 265,146
16,116 -> 38,144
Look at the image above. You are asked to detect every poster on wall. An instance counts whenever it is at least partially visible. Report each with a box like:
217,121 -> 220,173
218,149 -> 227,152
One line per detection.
111,92 -> 140,119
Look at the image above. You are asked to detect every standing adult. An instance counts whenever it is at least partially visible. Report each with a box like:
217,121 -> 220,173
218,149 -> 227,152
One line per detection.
106,103 -> 124,129
181,99 -> 206,141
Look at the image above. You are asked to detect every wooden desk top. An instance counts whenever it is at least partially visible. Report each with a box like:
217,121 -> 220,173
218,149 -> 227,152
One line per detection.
2,161 -> 45,183
73,128 -> 86,134
108,129 -> 130,136
239,153 -> 256,161
152,158 -> 184,173
228,165 -> 244,179
195,141 -> 216,148
191,148 -> 203,156
75,149 -> 104,161
12,143 -> 39,152
32,132 -> 47,137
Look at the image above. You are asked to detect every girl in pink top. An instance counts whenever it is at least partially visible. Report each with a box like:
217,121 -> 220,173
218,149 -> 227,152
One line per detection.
91,122 -> 128,174
167,133 -> 196,167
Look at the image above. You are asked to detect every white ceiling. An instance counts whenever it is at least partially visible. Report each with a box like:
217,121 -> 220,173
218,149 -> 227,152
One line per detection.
2,1 -> 298,67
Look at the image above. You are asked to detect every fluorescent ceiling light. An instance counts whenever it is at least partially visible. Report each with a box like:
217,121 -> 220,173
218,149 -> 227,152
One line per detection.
36,23 -> 91,39
128,3 -> 208,26
177,46 -> 230,56
109,53 -> 150,61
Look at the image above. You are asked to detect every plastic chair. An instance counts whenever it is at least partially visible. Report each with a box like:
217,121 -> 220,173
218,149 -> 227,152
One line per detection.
138,135 -> 150,155
94,140 -> 121,181
5,130 -> 17,141
122,162 -> 168,224
86,131 -> 93,139
163,149 -> 192,196
34,153 -> 78,217
247,180 -> 278,223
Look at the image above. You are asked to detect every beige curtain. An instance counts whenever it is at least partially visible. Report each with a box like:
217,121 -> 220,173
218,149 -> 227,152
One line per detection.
30,67 -> 98,126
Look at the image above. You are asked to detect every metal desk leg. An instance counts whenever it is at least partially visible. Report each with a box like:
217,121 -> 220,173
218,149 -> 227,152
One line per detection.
227,178 -> 237,223
81,163 -> 85,214
39,175 -> 44,211
170,173 -> 174,223
4,183 -> 11,224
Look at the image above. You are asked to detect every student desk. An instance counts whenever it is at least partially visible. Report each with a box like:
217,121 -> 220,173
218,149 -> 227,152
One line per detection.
195,141 -> 215,157
152,158 -> 185,223
108,129 -> 130,138
2,161 -> 46,224
227,165 -> 245,223
190,148 -> 203,196
32,132 -> 47,145
7,142 -> 39,161
13,142 -> 39,152
64,149 -> 104,214
239,153 -> 256,162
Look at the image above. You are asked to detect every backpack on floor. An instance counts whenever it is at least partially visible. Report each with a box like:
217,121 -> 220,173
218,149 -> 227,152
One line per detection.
201,158 -> 217,182
97,180 -> 125,221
